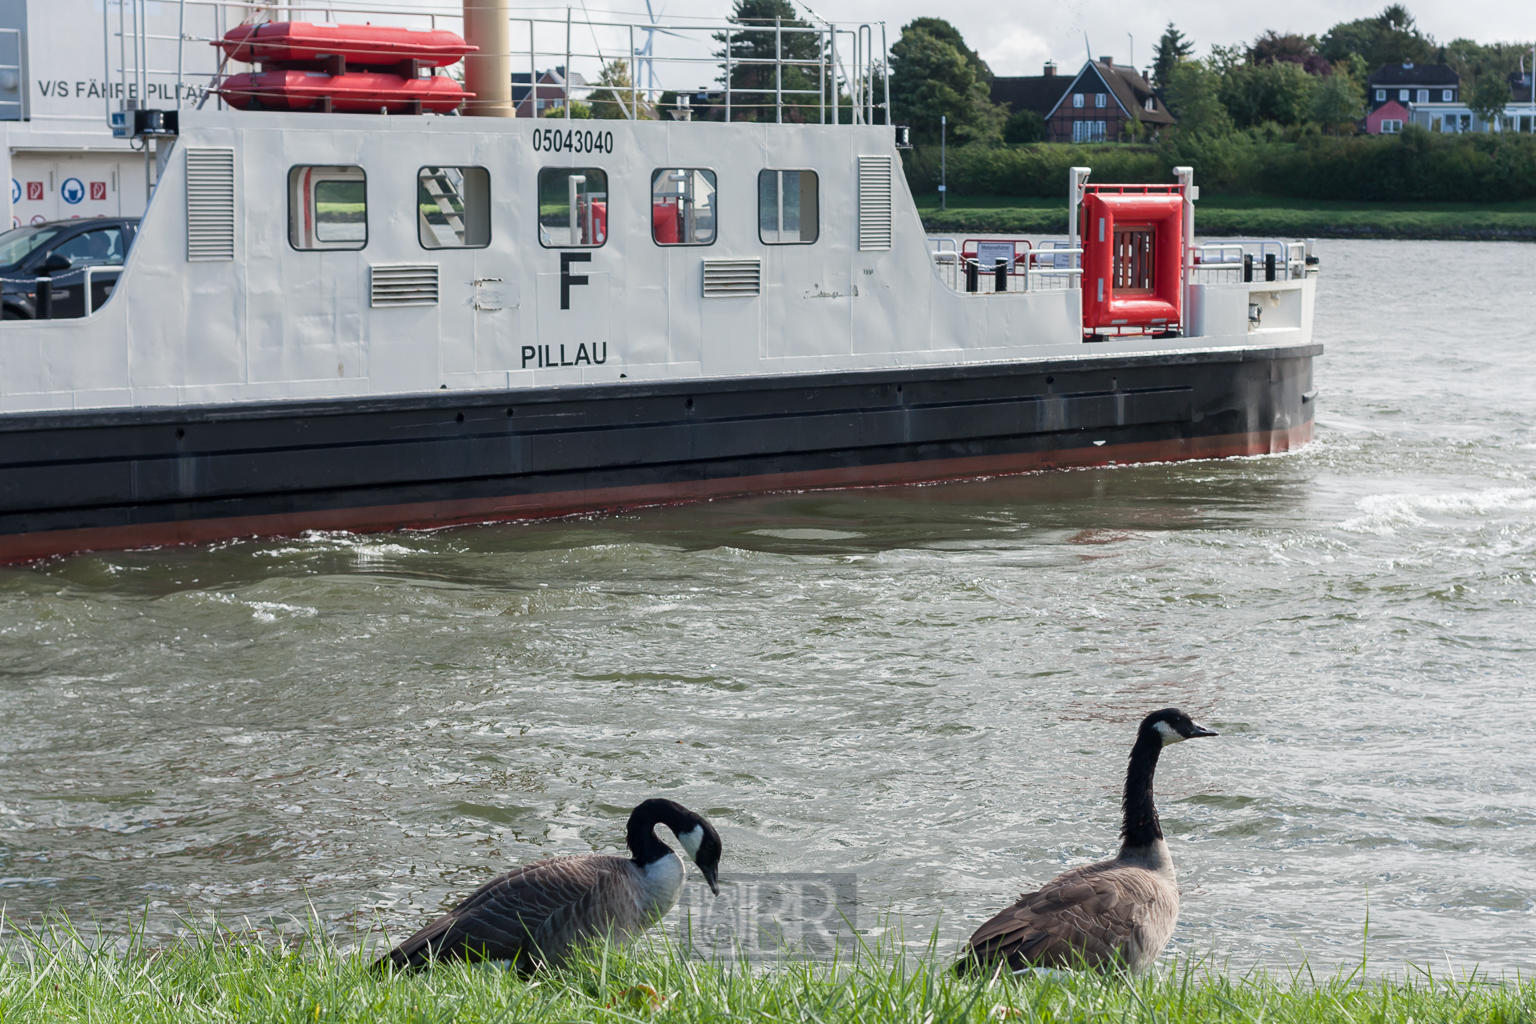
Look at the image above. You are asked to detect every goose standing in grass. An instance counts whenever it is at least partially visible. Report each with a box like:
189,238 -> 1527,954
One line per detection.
957,708 -> 1218,976
378,798 -> 721,972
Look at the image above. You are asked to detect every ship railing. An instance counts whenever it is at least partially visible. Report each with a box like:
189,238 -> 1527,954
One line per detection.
104,0 -> 890,128
929,239 -> 1082,295
928,237 -> 960,290
1191,239 -> 1309,283
1,266 -> 122,319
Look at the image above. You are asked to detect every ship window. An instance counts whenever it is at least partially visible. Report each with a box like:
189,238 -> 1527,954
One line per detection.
651,168 -> 717,246
537,167 -> 608,247
289,165 -> 367,250
758,169 -> 818,244
418,166 -> 491,249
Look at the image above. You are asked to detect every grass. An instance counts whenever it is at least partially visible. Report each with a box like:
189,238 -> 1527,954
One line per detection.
2,914 -> 1533,1024
913,194 -> 1536,240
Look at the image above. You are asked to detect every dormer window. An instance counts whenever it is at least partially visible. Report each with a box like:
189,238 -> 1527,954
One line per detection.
1144,96 -> 1154,111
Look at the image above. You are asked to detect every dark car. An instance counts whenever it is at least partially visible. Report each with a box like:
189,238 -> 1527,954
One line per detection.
0,217 -> 140,320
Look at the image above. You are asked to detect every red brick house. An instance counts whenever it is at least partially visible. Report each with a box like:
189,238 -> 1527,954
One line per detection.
1043,58 -> 1173,142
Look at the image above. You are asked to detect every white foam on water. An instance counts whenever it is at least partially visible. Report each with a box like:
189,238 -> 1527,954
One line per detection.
1337,486 -> 1536,536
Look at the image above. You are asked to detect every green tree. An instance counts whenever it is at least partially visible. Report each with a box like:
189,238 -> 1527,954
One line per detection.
889,19 -> 1005,144
1310,68 -> 1365,133
902,17 -> 993,83
1469,73 -> 1512,126
1164,60 -> 1234,136
713,0 -> 821,122
587,60 -> 652,119
542,99 -> 593,118
1003,108 -> 1044,144
1152,23 -> 1194,91
1220,59 -> 1319,127
1319,4 -> 1436,66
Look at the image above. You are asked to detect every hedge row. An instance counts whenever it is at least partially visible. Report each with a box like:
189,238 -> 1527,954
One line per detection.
902,131 -> 1536,203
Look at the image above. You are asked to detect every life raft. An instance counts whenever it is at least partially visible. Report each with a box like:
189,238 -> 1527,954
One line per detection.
218,71 -> 471,114
215,22 -> 474,69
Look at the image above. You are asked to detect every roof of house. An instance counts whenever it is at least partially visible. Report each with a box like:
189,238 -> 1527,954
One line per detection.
1045,61 -> 1174,125
990,75 -> 1070,118
1368,99 -> 1410,120
1368,62 -> 1459,87
1507,71 -> 1535,104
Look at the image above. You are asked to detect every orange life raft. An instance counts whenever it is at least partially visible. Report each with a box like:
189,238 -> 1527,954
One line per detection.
218,71 -> 471,114
216,22 -> 474,68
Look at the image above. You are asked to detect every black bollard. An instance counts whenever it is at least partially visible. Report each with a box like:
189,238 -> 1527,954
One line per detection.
1264,252 -> 1277,281
35,277 -> 52,320
995,258 -> 1008,293
965,258 -> 978,293
1242,254 -> 1253,283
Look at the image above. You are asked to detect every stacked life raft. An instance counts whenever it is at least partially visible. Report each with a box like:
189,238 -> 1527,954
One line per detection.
215,22 -> 475,114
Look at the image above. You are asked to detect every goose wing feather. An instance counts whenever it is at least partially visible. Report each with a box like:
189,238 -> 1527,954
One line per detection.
959,862 -> 1178,974
380,855 -> 642,971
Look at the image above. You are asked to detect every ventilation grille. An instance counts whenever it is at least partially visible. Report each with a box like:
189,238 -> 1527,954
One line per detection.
702,258 -> 762,297
370,264 -> 439,307
185,149 -> 235,262
857,155 -> 893,251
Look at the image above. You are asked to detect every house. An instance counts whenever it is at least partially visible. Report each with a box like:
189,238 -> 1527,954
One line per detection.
1504,70 -> 1536,132
1041,58 -> 1174,142
989,62 -> 1071,122
1366,62 -> 1458,112
1366,99 -> 1409,134
511,67 -> 589,117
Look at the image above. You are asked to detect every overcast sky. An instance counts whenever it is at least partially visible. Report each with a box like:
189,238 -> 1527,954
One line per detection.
626,0 -> 1536,78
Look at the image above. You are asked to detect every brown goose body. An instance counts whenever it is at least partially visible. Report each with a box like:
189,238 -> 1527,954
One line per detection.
957,709 -> 1217,976
378,799 -> 721,972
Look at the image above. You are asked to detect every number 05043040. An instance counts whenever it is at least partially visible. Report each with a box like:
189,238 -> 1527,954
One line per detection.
531,128 -> 616,154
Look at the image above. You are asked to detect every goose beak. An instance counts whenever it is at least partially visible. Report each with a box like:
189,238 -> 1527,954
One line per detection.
701,863 -> 720,896
1189,723 -> 1219,738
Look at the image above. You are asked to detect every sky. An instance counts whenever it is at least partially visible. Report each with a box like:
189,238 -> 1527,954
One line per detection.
618,0 -> 1536,80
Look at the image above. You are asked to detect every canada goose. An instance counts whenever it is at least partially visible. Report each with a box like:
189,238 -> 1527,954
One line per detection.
956,708 -> 1218,976
377,798 -> 721,972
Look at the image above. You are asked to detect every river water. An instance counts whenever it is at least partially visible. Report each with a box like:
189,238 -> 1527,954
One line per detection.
2,240 -> 1534,974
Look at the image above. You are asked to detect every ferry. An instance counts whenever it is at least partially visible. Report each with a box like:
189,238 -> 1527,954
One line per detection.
0,0 -> 1319,562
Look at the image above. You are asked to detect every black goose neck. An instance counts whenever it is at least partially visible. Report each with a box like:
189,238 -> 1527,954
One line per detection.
625,798 -> 692,867
1120,730 -> 1165,850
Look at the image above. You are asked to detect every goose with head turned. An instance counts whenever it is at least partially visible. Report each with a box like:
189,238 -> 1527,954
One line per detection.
956,708 -> 1218,976
378,798 -> 721,972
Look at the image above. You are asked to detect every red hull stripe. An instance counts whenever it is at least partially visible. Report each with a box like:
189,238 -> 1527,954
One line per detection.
0,422 -> 1311,563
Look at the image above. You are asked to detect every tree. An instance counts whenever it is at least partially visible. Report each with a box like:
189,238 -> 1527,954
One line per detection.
1469,73 -> 1511,126
1220,59 -> 1319,127
1152,23 -> 1194,91
888,19 -> 1005,144
1249,30 -> 1332,76
1164,60 -> 1233,136
1310,68 -> 1365,133
1319,5 -> 1436,66
587,60 -> 653,119
902,17 -> 993,83
713,0 -> 821,122
1003,108 -> 1044,144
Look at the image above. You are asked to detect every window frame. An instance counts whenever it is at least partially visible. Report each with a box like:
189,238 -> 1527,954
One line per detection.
650,167 -> 719,248
1416,89 -> 1428,103
1398,89 -> 1409,101
1442,89 -> 1453,101
417,165 -> 492,251
536,165 -> 610,249
287,164 -> 369,252
757,168 -> 819,246
1073,92 -> 1084,108
1095,92 -> 1106,108
1375,89 -> 1385,101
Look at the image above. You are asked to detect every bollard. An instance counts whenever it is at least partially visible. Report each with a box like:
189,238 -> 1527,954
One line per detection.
965,258 -> 978,293
35,277 -> 52,320
1242,254 -> 1253,283
995,258 -> 1008,293
1264,252 -> 1277,281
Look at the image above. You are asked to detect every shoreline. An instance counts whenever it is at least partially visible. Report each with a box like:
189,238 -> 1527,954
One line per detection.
917,201 -> 1536,241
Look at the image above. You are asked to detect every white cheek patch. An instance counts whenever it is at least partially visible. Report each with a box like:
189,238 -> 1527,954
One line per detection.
1153,721 -> 1184,745
677,825 -> 704,860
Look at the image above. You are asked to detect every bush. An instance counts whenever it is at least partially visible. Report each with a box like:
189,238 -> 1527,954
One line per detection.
1003,110 -> 1045,144
901,143 -> 1166,197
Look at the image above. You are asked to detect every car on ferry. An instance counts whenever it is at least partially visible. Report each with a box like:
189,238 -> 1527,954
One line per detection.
0,218 -> 139,320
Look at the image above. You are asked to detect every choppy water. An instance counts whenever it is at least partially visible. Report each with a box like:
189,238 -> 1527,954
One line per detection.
3,240 -> 1535,974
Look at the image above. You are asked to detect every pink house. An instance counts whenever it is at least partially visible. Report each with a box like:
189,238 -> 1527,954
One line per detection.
1367,99 -> 1409,134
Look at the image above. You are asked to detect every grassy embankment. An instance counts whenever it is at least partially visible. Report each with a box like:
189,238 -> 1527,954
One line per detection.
915,194 -> 1536,240
2,919 -> 1532,1024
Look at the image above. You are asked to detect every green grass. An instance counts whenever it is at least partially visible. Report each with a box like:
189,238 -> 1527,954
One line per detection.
914,194 -> 1536,239
2,915 -> 1533,1024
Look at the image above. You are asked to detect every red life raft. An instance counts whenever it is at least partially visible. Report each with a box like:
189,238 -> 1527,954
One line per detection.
216,22 -> 474,69
1079,187 -> 1184,333
218,71 -> 471,114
